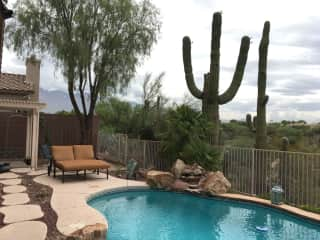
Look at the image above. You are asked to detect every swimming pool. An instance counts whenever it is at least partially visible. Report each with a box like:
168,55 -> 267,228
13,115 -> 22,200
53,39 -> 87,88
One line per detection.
88,189 -> 320,240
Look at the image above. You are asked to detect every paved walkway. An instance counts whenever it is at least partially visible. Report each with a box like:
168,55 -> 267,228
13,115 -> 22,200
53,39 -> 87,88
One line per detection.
0,168 -> 47,240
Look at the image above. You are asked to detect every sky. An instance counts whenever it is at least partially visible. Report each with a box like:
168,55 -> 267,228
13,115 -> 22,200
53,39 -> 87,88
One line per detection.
3,0 -> 320,122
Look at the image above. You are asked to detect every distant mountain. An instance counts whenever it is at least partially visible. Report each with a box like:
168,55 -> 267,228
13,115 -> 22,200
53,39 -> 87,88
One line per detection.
40,88 -> 74,113
40,88 -> 140,113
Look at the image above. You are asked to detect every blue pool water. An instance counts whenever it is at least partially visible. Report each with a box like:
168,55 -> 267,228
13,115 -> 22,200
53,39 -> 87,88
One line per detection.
88,189 -> 320,240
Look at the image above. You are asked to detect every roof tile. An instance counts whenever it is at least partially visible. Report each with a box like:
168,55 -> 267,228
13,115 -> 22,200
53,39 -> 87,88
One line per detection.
0,73 -> 34,95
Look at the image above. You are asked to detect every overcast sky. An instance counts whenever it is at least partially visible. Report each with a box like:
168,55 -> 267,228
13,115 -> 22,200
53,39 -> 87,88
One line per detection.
3,0 -> 320,122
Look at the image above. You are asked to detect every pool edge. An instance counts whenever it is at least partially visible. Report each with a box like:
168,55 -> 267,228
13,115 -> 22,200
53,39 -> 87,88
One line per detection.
88,187 -> 320,225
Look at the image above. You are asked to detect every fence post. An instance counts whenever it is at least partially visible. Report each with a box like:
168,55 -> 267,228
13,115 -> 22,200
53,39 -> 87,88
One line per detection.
251,148 -> 255,195
143,141 -> 146,169
124,134 -> 128,164
118,134 -> 121,163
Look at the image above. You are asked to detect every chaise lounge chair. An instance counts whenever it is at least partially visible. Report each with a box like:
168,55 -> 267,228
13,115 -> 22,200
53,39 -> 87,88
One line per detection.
51,145 -> 111,183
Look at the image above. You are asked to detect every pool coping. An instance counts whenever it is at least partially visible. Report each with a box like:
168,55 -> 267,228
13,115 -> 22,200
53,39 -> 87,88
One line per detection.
218,193 -> 320,224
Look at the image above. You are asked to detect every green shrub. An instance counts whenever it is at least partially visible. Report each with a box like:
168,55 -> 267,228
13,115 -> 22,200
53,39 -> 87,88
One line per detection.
299,205 -> 320,214
180,137 -> 221,171
160,105 -> 221,170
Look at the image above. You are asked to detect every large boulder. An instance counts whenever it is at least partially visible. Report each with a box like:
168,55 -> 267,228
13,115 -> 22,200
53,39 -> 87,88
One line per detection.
171,179 -> 189,192
171,159 -> 186,178
199,171 -> 231,195
69,223 -> 106,240
146,170 -> 175,189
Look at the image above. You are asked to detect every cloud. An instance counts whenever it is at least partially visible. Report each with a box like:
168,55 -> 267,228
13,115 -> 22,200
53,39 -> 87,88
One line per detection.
271,74 -> 320,96
4,0 -> 320,122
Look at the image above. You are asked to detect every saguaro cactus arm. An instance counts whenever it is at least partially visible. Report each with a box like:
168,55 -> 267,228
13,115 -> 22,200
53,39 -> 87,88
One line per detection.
257,21 -> 270,107
218,36 -> 251,104
210,12 -> 222,75
182,36 -> 203,99
255,21 -> 270,149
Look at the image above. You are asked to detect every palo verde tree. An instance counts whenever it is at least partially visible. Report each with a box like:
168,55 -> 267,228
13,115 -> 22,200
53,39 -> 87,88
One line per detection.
183,12 -> 250,145
142,72 -> 166,124
6,0 -> 161,143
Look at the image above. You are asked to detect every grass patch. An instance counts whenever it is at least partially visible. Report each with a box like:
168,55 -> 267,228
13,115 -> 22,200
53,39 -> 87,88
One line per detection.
299,205 -> 320,214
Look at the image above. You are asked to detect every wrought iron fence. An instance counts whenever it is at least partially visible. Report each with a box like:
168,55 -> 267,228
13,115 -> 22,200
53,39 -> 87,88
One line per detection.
223,147 -> 320,208
98,133 -> 320,208
98,133 -> 170,170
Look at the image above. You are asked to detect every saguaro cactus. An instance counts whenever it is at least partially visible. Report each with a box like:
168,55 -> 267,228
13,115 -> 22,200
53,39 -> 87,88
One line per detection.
255,21 -> 270,149
246,113 -> 257,132
183,12 -> 250,145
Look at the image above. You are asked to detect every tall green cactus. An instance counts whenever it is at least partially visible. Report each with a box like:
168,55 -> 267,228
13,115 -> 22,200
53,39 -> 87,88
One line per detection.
183,12 -> 250,145
246,113 -> 257,132
255,21 -> 270,149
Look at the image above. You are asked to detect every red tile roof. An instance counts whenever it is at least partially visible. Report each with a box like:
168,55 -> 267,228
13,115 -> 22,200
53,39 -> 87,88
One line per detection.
0,73 -> 34,95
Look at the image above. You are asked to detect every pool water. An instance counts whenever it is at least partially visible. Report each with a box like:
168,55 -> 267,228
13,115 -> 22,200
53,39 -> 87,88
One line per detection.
88,189 -> 320,240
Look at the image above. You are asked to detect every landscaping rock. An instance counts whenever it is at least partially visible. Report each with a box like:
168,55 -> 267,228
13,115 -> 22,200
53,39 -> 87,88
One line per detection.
171,179 -> 189,191
171,159 -> 186,178
182,167 -> 193,176
146,170 -> 175,189
68,223 -> 107,240
199,171 -> 231,195
182,163 -> 204,176
180,175 -> 201,184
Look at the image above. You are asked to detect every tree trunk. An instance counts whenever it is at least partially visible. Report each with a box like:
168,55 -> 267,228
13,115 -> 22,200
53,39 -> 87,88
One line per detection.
81,115 -> 94,144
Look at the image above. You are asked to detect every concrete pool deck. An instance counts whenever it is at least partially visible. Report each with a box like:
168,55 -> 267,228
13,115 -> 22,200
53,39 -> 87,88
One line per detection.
34,172 -> 147,238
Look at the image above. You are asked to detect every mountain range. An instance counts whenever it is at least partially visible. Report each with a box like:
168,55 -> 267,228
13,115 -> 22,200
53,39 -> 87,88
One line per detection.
39,88 -> 75,113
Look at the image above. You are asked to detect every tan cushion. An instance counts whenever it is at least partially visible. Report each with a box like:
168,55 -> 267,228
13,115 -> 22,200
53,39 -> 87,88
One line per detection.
51,146 -> 74,161
55,160 -> 111,171
73,145 -> 95,160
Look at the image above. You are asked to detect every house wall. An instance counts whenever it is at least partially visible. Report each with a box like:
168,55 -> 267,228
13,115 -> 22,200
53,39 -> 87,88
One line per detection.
0,113 -> 99,158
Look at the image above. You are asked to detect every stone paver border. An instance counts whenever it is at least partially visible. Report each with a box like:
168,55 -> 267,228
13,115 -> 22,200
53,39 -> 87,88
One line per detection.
0,179 -> 22,185
0,204 -> 44,224
10,168 -> 31,174
0,221 -> 47,240
27,169 -> 47,176
2,193 -> 30,206
0,172 -> 19,179
3,185 -> 27,194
